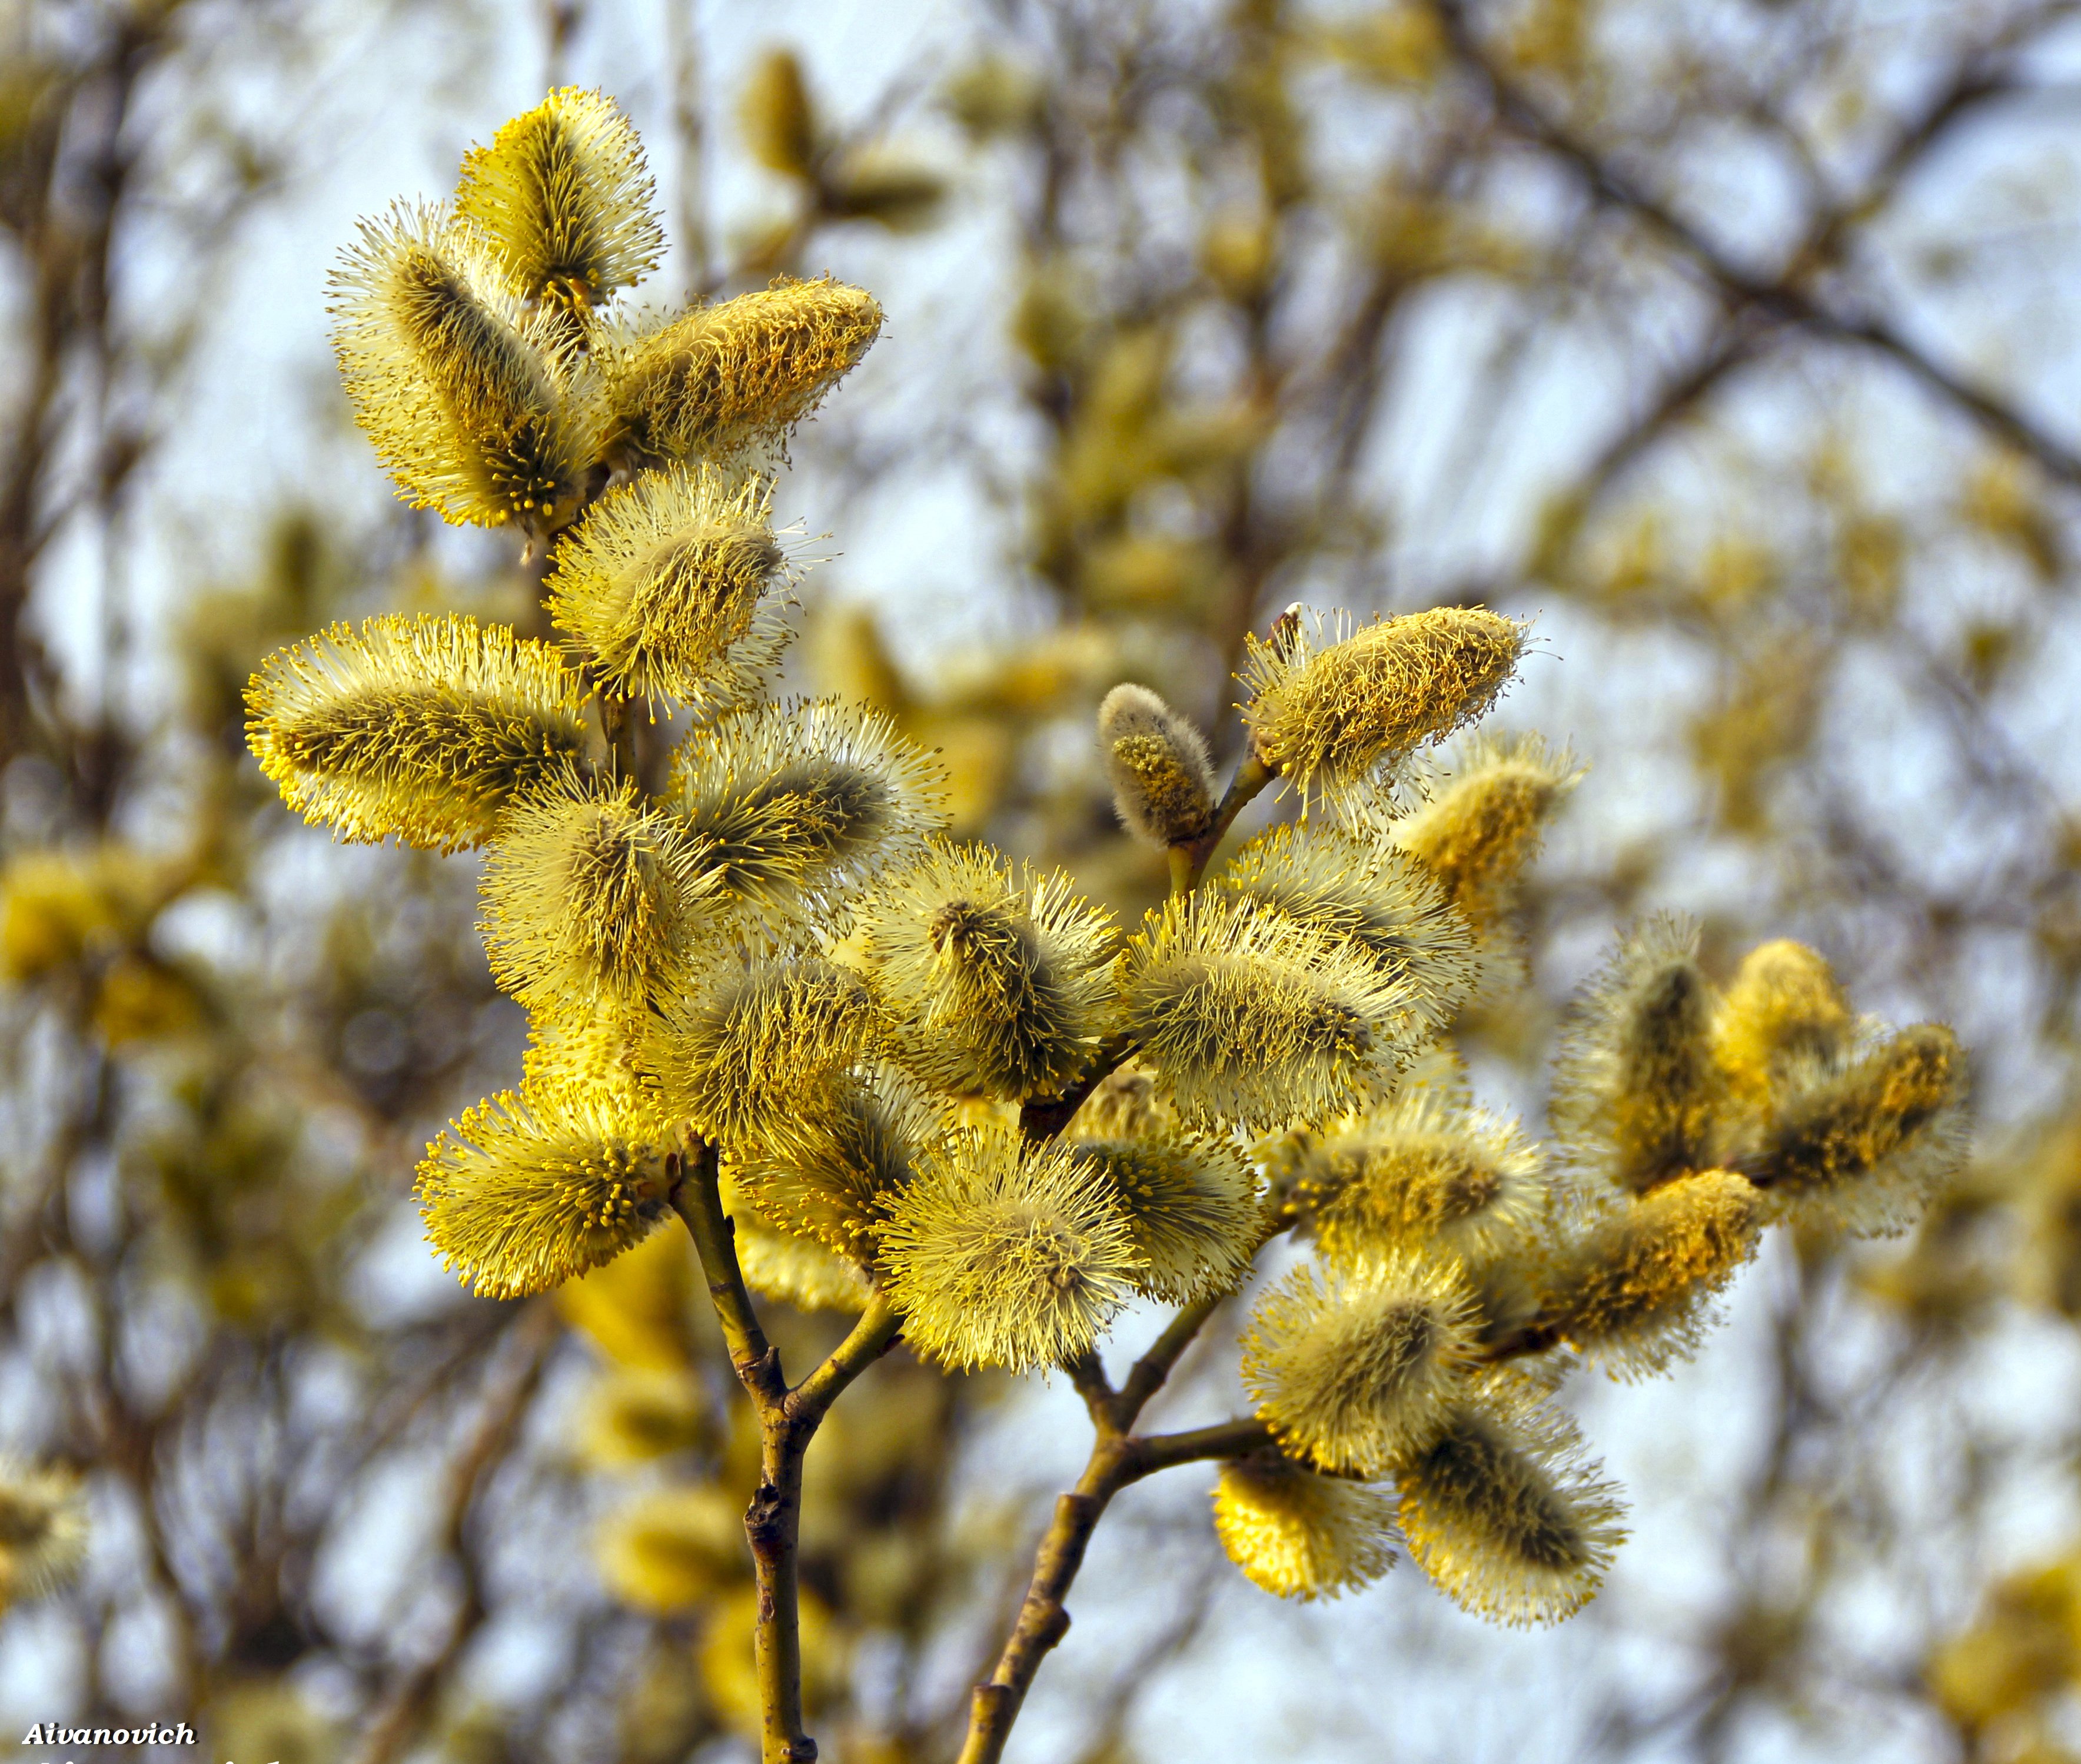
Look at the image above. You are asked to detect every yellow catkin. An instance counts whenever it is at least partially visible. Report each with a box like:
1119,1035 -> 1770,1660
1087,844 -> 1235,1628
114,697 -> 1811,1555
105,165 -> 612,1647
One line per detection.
1742,1023 -> 1969,1237
1393,1380 -> 1626,1627
1535,1168 -> 1761,1377
1238,606 -> 1526,799
729,1065 -> 942,1260
597,1483 -> 747,1613
643,954 -> 877,1147
546,463 -> 790,709
0,1458 -> 88,1609
415,1076 -> 673,1298
329,202 -> 597,530
876,1128 -> 1143,1371
1121,892 -> 1417,1128
732,1215 -> 872,1313
1387,732 -> 1583,929
454,87 -> 663,309
1096,683 -> 1218,848
577,1368 -> 711,1467
1211,1456 -> 1398,1602
1240,1251 -> 1476,1473
670,697 -> 947,931
1209,818 -> 1483,1037
1711,938 -> 1856,1109
1066,1132 -> 1261,1301
479,769 -> 719,1016
1287,1088 -> 1544,1264
246,614 -> 589,853
854,839 -> 1118,1101
604,276 -> 883,464
1550,914 -> 1728,1195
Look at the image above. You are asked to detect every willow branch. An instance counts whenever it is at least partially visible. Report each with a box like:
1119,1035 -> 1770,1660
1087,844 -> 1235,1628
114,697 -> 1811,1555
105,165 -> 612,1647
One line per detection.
670,1142 -> 783,1410
788,1288 -> 903,1427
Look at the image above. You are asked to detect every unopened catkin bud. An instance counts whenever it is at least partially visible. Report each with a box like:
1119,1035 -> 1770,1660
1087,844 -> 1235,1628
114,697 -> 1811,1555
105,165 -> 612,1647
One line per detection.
1211,1456 -> 1398,1602
1392,1381 -> 1625,1627
1387,733 -> 1583,929
1241,1251 -> 1475,1473
1097,683 -> 1218,849
1239,606 -> 1525,799
1711,939 -> 1855,1108
1534,1168 -> 1761,1376
1742,1023 -> 1967,1236
1551,915 -> 1727,1194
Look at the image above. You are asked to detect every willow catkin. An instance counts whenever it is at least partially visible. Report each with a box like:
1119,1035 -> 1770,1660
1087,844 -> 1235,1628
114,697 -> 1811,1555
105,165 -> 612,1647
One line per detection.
1238,606 -> 1526,800
246,614 -> 588,852
1240,1251 -> 1477,1473
1121,892 -> 1416,1128
670,697 -> 946,929
454,86 -> 663,309
876,1128 -> 1143,1371
1286,1088 -> 1544,1264
1387,732 -> 1583,929
1211,1456 -> 1398,1602
643,954 -> 877,1147
330,203 -> 596,530
729,1064 -> 941,1260
546,463 -> 790,710
1209,818 -> 1482,1036
853,839 -> 1117,1100
416,1075 -> 674,1298
1741,1023 -> 1968,1237
1550,914 -> 1728,1195
731,1215 -> 873,1314
479,769 -> 719,1016
1534,1168 -> 1761,1377
604,276 -> 883,464
0,1458 -> 88,1609
1392,1379 -> 1626,1627
1711,938 -> 1856,1109
597,1484 -> 749,1613
1096,683 -> 1218,849
1066,1132 -> 1260,1301
576,1368 -> 712,1467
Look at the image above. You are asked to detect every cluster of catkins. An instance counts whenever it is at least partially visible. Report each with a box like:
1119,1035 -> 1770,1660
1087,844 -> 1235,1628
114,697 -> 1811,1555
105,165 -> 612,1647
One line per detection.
243,89 -> 1967,1630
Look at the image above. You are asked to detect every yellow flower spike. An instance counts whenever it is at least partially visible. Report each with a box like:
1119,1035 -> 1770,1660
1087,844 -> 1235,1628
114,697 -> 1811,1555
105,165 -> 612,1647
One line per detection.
246,614 -> 589,853
1209,818 -> 1484,1036
1287,1088 -> 1544,1264
1121,892 -> 1417,1128
454,87 -> 663,310
603,275 -> 883,466
1241,1250 -> 1477,1474
577,1367 -> 712,1467
481,768 -> 720,1017
0,1457 -> 88,1610
1392,1378 -> 1627,1627
1742,1022 -> 1969,1237
1211,1456 -> 1398,1602
670,698 -> 948,933
877,1127 -> 1143,1372
1550,914 -> 1730,1195
1065,1131 -> 1259,1302
1096,683 -> 1217,849
1535,1168 -> 1761,1378
329,202 -> 599,530
731,1215 -> 873,1314
730,1064 -> 943,1260
415,1075 -> 674,1299
1384,732 -> 1584,930
1711,938 -> 1857,1109
1238,605 -> 1526,799
854,839 -> 1118,1102
597,1483 -> 749,1613
547,463 -> 792,710
644,954 -> 878,1146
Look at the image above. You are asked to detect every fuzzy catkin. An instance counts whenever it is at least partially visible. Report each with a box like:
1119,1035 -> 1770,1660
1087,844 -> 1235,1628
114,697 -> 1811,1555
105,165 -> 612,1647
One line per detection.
1067,1133 -> 1260,1301
1211,1457 -> 1398,1602
855,840 -> 1117,1101
1712,938 -> 1855,1108
604,276 -> 883,464
247,614 -> 589,852
454,86 -> 663,308
1096,683 -> 1218,848
877,1128 -> 1144,1371
1239,606 -> 1525,798
1388,732 -> 1583,928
